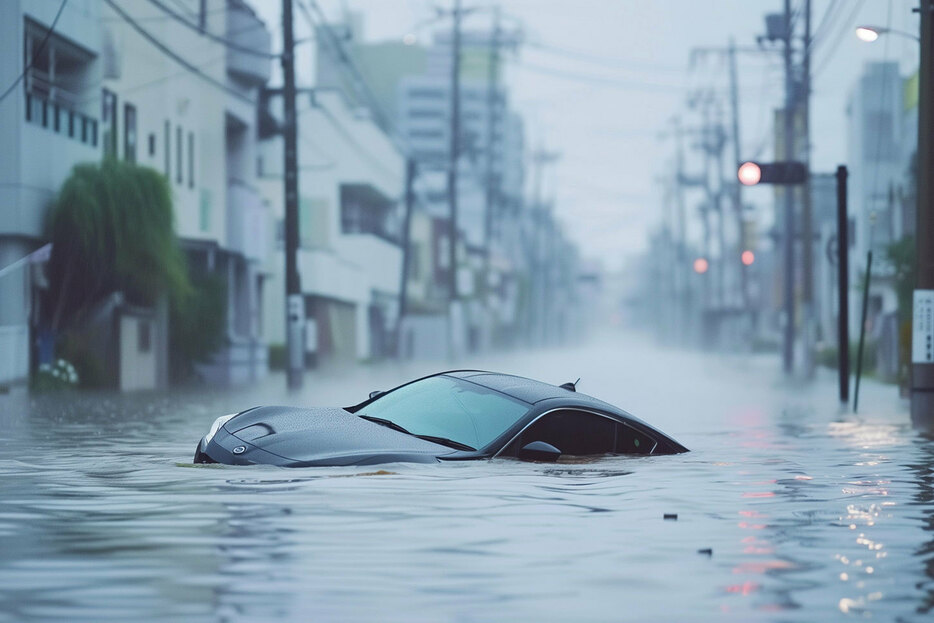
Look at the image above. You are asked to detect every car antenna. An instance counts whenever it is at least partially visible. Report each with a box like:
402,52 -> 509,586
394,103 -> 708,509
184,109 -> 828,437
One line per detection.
559,378 -> 580,392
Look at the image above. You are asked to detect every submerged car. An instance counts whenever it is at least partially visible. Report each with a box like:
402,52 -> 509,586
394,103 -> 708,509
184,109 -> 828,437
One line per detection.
193,370 -> 688,467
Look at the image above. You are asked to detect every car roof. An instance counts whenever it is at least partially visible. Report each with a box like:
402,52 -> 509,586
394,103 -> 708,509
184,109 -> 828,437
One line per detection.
443,370 -> 610,407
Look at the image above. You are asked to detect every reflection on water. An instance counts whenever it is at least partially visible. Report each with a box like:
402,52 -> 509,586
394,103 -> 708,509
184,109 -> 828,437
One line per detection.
1,338 -> 933,622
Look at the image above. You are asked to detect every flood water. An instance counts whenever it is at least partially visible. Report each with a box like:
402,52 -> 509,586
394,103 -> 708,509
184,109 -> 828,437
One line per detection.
1,333 -> 933,622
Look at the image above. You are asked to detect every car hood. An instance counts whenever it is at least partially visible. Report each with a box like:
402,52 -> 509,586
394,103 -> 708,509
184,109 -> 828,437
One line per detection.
206,405 -> 458,466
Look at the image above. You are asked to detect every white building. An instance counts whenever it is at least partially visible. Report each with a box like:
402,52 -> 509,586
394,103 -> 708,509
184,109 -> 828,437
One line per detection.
846,62 -> 906,327
0,0 -> 274,388
100,0 -> 272,384
0,0 -> 103,386
258,89 -> 404,365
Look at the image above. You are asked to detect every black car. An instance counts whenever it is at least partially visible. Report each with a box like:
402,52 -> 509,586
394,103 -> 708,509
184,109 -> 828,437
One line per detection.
193,370 -> 688,467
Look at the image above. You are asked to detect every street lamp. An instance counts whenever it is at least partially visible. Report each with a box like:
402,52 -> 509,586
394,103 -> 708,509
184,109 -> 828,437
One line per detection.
854,25 -> 920,43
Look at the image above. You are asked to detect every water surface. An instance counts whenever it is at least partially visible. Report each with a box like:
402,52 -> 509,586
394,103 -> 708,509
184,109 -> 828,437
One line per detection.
1,335 -> 932,621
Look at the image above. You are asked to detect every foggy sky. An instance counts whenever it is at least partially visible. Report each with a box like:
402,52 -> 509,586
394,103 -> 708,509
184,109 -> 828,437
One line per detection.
252,0 -> 920,270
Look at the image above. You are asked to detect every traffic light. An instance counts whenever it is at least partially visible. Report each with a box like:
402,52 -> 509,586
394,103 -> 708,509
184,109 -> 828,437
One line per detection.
741,250 -> 755,266
693,257 -> 709,274
737,161 -> 808,186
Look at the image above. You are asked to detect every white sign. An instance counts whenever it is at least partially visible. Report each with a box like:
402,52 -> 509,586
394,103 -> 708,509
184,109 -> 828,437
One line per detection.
912,290 -> 934,364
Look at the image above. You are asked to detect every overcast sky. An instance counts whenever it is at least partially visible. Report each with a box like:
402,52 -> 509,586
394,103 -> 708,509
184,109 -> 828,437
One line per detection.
252,0 -> 920,270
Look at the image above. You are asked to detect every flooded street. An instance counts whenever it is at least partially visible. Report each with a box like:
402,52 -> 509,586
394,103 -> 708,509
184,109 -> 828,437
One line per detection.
1,332 -> 933,622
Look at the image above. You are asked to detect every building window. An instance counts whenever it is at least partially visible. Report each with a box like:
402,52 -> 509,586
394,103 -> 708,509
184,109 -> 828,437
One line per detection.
148,133 -> 156,157
124,103 -> 137,163
102,89 -> 117,158
164,120 -> 170,177
176,125 -> 183,184
188,131 -> 194,188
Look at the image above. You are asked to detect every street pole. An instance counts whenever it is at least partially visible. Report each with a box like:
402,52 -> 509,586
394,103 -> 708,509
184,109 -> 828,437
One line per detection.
482,8 -> 501,342
282,0 -> 304,390
801,0 -> 816,379
837,165 -> 850,403
674,117 -> 690,344
530,150 -> 544,345
727,38 -> 748,310
447,0 -> 462,360
395,158 -> 416,359
912,0 -> 934,428
781,0 -> 796,374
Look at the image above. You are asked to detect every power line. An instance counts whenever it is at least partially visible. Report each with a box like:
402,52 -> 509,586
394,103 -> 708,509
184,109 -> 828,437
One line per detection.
813,0 -> 868,77
315,96 -> 401,179
508,59 -> 686,93
103,0 -> 254,104
295,0 -> 411,155
0,0 -> 69,106
524,40 -> 684,74
144,0 -> 279,58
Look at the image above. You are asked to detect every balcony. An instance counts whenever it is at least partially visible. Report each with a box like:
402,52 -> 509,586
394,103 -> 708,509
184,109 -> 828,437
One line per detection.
227,180 -> 268,262
226,0 -> 272,85
22,21 -> 98,146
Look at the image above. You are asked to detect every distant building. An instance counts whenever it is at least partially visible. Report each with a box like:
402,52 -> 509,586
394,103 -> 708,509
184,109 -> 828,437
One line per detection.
845,61 -> 913,379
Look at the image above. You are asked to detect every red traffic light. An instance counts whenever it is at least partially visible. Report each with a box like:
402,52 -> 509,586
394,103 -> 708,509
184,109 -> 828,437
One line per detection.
693,257 -> 709,274
736,161 -> 807,185
741,250 -> 755,266
737,162 -> 761,186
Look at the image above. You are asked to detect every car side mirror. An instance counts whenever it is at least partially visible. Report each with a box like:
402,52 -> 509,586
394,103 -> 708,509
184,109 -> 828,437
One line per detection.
518,441 -> 561,462
369,390 -> 384,400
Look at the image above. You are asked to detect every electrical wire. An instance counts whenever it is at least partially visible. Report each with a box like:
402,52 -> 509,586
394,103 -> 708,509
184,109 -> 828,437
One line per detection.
813,0 -> 868,77
807,0 -> 842,52
315,97 -> 401,179
0,0 -> 69,106
523,40 -> 684,74
103,0 -> 254,105
144,0 -> 279,58
508,59 -> 685,93
295,0 -> 411,155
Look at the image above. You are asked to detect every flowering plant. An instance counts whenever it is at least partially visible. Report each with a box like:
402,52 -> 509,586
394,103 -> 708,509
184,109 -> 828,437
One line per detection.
33,358 -> 80,390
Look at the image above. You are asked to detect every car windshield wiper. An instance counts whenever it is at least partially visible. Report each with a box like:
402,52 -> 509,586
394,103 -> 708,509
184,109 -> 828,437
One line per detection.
413,435 -> 476,452
358,416 -> 475,451
358,415 -> 412,435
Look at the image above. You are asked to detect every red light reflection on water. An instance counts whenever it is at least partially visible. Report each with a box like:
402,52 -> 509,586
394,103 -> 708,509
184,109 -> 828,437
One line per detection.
724,581 -> 760,596
742,491 -> 776,498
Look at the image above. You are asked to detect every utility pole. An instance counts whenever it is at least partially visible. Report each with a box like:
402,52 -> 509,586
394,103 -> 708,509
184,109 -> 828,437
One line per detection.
781,0 -> 796,374
447,0 -> 463,360
912,0 -> 934,429
727,39 -> 748,309
483,8 -> 501,339
282,0 -> 304,390
673,116 -> 690,344
395,158 -> 417,359
801,0 -> 816,378
529,148 -> 560,345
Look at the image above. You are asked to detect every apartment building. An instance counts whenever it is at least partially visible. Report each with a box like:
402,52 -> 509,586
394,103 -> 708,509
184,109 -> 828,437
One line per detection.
0,0 -> 103,385
258,89 -> 405,365
97,0 -> 272,384
0,0 -> 273,388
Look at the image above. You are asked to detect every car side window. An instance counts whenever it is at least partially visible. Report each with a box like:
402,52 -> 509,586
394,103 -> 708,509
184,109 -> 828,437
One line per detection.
616,422 -> 656,455
503,410 -> 658,457
507,410 -> 616,456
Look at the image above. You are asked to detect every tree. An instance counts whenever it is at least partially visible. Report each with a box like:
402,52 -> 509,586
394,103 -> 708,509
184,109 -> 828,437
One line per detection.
46,160 -> 225,385
46,160 -> 189,329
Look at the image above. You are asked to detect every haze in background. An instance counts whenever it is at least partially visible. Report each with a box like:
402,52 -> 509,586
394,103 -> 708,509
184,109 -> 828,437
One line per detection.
252,0 -> 919,270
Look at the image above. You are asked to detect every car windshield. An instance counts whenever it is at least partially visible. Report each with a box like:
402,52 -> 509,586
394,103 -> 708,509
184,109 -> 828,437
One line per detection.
356,375 -> 530,450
